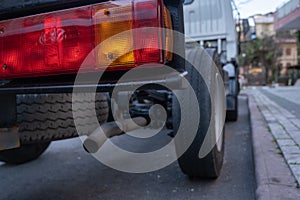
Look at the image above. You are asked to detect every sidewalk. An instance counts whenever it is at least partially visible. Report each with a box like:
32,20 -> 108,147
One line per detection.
244,87 -> 300,199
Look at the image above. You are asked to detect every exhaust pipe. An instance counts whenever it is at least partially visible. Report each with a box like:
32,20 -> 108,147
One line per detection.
83,117 -> 147,153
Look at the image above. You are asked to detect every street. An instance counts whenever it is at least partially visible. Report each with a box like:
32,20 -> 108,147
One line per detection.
0,96 -> 256,200
262,87 -> 300,119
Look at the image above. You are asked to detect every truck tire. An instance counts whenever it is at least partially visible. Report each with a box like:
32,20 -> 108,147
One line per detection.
17,93 -> 109,144
173,47 -> 225,178
0,93 -> 108,164
226,96 -> 238,122
0,142 -> 50,164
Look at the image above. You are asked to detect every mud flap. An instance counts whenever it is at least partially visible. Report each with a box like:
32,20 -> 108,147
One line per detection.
0,128 -> 20,151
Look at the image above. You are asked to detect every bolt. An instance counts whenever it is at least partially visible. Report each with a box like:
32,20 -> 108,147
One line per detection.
104,10 -> 111,16
107,53 -> 114,60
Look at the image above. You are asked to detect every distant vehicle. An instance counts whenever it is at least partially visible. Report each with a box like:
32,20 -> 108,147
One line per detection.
184,0 -> 240,121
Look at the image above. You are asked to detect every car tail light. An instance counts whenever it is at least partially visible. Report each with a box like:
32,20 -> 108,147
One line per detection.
0,0 -> 173,79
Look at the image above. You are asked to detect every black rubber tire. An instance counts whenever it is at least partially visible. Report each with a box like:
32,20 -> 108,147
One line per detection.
0,93 -> 108,164
0,142 -> 50,164
17,93 -> 109,144
173,46 -> 225,179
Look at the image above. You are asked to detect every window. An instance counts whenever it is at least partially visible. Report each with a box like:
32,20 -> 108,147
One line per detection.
286,48 -> 291,56
184,0 -> 194,5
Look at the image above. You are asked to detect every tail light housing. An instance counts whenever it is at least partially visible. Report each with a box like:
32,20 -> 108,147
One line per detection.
0,0 -> 173,79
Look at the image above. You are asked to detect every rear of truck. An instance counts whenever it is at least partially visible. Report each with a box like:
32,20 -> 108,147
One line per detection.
0,0 -> 226,179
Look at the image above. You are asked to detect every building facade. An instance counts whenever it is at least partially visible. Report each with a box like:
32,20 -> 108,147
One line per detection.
254,13 -> 275,38
274,0 -> 300,84
241,10 -> 298,85
277,38 -> 298,75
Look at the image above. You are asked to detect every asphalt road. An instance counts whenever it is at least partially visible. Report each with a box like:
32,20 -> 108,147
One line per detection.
0,96 -> 256,200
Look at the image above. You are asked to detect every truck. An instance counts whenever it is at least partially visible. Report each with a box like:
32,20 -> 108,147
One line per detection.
0,0 -> 226,179
184,0 -> 240,121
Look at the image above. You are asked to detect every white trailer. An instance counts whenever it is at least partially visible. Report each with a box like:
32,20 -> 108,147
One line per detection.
184,0 -> 240,121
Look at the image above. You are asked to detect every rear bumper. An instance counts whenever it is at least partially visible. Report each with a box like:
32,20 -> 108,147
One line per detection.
0,70 -> 187,128
0,71 -> 187,94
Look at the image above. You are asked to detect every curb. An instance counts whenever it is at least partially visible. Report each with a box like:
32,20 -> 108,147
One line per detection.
247,94 -> 300,200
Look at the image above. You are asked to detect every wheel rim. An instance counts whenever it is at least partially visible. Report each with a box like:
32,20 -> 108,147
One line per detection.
215,73 -> 224,152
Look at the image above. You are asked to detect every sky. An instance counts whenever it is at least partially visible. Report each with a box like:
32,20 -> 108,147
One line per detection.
235,0 -> 288,18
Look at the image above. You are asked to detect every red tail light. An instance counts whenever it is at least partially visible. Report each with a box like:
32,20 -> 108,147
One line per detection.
0,0 -> 172,80
133,0 -> 163,65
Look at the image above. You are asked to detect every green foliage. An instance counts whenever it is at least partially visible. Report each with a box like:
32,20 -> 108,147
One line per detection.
239,35 -> 282,83
239,36 -> 281,67
296,30 -> 300,42
297,31 -> 300,59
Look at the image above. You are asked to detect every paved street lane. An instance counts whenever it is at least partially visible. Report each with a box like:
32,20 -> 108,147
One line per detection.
0,96 -> 256,200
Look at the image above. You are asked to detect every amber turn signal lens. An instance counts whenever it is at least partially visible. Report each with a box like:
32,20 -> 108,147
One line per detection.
94,4 -> 135,68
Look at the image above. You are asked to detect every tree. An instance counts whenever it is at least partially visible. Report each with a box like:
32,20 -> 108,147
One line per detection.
239,35 -> 282,83
296,31 -> 300,64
